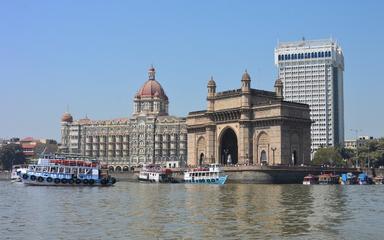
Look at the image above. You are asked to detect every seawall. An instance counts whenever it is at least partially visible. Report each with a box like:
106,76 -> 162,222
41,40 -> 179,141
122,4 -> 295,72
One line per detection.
111,165 -> 361,184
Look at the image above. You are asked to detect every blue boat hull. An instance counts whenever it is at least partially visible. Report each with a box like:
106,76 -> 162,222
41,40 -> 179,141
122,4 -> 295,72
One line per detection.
183,175 -> 228,185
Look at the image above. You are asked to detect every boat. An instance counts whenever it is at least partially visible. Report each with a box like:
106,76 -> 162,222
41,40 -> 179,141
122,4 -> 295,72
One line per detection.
138,164 -> 175,183
373,176 -> 384,185
302,174 -> 318,185
21,156 -> 116,186
10,164 -> 28,182
183,164 -> 228,185
358,173 -> 372,185
318,173 -> 339,185
340,172 -> 357,185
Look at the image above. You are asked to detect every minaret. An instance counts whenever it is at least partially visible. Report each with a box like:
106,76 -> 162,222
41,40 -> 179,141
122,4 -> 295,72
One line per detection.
207,76 -> 216,112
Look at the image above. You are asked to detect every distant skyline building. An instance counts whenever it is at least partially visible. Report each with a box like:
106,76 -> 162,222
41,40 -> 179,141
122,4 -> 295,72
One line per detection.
275,39 -> 344,154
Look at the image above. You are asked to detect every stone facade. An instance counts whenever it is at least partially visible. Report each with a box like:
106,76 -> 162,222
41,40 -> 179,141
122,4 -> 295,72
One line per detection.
60,67 -> 187,170
187,71 -> 311,166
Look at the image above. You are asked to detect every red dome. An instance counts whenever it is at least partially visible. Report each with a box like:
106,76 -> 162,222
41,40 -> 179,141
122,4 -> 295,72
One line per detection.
137,80 -> 168,100
61,112 -> 73,123
136,67 -> 168,100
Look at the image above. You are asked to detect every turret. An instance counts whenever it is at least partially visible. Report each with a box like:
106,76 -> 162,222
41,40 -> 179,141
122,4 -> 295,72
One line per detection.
240,70 -> 251,119
274,78 -> 283,99
207,76 -> 216,112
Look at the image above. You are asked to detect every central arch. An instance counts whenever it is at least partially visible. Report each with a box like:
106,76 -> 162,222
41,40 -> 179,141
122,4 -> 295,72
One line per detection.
219,128 -> 238,165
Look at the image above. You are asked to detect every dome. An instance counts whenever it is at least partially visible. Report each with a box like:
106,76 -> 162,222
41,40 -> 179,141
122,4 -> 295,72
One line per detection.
61,112 -> 73,123
207,76 -> 216,87
274,78 -> 283,87
241,70 -> 251,81
136,67 -> 168,100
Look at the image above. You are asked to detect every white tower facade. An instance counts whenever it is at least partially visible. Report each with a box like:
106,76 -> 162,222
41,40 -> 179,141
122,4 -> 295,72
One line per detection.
275,39 -> 344,154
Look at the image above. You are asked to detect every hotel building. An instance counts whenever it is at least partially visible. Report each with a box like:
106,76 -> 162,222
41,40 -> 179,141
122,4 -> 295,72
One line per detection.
275,39 -> 344,154
60,67 -> 187,171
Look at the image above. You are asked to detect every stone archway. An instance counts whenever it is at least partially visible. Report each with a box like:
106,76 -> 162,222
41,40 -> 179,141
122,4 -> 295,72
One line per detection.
260,150 -> 267,164
199,153 -> 204,166
115,166 -> 122,172
291,133 -> 299,165
108,166 -> 115,172
255,132 -> 270,165
219,128 -> 238,165
196,137 -> 206,166
123,166 -> 129,172
292,150 -> 298,165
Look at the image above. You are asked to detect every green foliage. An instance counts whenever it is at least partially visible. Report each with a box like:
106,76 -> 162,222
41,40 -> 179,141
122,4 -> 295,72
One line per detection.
313,147 -> 344,166
346,138 -> 384,168
0,144 -> 26,170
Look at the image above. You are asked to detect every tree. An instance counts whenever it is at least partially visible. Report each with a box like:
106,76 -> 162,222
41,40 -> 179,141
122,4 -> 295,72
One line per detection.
313,147 -> 344,167
0,144 -> 26,170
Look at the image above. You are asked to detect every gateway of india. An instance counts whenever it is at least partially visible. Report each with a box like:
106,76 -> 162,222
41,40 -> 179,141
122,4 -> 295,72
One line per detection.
60,67 -> 311,170
187,70 -> 311,166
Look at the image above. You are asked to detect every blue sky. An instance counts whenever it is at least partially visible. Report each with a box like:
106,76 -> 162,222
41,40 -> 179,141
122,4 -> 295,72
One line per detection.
1,0 -> 383,141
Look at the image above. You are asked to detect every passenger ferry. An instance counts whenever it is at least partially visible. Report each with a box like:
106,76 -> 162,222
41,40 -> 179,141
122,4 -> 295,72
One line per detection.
302,174 -> 318,185
183,164 -> 228,185
138,164 -> 174,183
21,156 -> 116,186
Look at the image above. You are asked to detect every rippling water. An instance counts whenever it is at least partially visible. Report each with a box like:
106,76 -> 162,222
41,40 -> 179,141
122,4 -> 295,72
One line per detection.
1,182 -> 383,239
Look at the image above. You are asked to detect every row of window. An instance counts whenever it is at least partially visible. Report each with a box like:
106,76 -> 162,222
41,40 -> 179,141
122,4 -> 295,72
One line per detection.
278,51 -> 332,61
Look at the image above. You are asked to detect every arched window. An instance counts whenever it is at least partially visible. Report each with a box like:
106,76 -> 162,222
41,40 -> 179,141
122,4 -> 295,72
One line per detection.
314,52 -> 317,58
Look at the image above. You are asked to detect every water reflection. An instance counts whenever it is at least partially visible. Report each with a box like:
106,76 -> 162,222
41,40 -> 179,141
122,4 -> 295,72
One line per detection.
0,182 -> 381,239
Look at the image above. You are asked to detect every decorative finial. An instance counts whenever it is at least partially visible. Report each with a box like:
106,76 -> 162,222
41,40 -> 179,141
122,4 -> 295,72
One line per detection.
148,65 -> 156,80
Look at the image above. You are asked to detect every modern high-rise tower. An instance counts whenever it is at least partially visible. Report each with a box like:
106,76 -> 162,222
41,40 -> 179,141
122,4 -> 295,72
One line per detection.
275,39 -> 344,154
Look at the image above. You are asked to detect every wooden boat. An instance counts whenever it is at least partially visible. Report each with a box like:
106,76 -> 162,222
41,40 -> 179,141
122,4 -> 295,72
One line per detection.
373,176 -> 383,185
318,173 -> 339,185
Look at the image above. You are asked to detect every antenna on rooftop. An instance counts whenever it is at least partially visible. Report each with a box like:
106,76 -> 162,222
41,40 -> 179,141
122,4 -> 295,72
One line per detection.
302,37 -> 306,41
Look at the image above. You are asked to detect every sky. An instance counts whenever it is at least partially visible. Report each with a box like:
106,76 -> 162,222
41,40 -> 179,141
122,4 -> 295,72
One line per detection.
0,0 -> 383,141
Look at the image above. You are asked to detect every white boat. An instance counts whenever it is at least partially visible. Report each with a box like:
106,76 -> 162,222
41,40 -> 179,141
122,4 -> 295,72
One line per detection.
21,156 -> 116,186
302,174 -> 318,185
11,165 -> 28,182
183,164 -> 228,185
138,164 -> 174,183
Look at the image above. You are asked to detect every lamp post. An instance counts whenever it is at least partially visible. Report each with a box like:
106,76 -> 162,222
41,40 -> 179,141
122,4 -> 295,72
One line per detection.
350,129 -> 361,168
